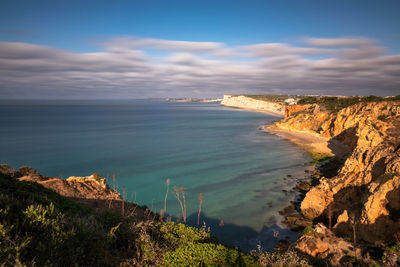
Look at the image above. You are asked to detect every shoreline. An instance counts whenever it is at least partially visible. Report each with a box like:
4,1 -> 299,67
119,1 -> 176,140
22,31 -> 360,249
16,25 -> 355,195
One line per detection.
220,104 -> 285,117
263,124 -> 333,155
221,104 -> 332,233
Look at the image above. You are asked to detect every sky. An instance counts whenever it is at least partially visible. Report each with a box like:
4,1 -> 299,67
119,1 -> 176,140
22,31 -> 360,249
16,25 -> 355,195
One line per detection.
0,0 -> 399,99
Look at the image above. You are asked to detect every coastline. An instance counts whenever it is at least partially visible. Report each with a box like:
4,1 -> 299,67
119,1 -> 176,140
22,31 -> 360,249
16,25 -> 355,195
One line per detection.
220,101 -> 331,156
220,95 -> 285,117
220,101 -> 329,233
263,124 -> 333,155
220,104 -> 285,117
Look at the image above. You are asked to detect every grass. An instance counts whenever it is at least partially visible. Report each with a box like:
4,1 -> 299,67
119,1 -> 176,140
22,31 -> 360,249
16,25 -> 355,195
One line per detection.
308,152 -> 333,165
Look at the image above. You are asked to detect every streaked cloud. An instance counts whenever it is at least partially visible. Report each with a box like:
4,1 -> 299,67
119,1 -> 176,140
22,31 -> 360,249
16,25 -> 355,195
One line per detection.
104,37 -> 224,53
304,37 -> 375,47
0,36 -> 399,99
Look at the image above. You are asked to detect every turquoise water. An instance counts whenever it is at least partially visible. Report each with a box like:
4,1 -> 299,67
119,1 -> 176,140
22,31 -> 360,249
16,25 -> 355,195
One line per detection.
0,100 -> 311,251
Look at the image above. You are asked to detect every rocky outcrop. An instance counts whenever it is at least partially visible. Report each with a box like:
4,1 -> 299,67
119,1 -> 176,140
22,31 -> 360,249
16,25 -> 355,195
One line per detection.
275,101 -> 400,245
279,104 -> 331,134
19,173 -> 122,200
295,223 -> 360,266
221,95 -> 285,116
278,101 -> 400,139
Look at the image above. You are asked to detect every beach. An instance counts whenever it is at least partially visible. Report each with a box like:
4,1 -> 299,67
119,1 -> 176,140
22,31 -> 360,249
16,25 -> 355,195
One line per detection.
263,124 -> 333,155
221,104 -> 285,117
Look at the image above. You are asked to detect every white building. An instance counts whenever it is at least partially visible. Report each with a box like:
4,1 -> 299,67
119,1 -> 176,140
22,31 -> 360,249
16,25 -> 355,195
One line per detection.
284,98 -> 297,105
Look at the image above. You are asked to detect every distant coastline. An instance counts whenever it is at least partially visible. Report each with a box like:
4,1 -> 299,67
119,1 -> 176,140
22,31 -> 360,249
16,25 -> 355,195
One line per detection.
220,94 -> 285,116
152,97 -> 223,103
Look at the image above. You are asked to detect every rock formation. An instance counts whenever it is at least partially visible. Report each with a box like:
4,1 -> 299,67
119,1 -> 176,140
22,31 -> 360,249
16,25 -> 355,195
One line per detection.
295,223 -> 359,266
221,95 -> 285,115
274,101 -> 400,246
19,173 -> 122,200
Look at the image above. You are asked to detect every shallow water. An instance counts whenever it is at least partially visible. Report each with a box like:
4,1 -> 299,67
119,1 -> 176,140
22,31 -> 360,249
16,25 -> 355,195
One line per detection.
0,99 -> 311,251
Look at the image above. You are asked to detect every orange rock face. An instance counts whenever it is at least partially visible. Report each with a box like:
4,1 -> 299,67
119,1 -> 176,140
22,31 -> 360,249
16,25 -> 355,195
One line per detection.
19,174 -> 122,200
277,101 -> 400,244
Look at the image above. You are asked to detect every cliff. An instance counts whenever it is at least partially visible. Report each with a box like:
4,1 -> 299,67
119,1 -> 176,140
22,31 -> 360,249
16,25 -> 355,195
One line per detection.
221,95 -> 285,116
273,100 -> 400,264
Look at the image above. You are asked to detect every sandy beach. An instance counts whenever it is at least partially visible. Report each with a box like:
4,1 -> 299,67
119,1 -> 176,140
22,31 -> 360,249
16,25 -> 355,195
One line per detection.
263,124 -> 333,155
220,104 -> 285,117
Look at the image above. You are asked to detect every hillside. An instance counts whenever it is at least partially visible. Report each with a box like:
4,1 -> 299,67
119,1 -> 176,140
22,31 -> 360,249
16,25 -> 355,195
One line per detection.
0,164 -> 314,266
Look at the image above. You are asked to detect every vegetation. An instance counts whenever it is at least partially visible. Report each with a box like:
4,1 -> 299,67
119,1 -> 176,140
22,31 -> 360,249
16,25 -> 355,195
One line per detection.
302,226 -> 317,237
243,94 -> 299,103
308,152 -> 333,165
237,94 -> 400,113
298,94 -> 400,113
382,242 -> 400,266
0,164 -> 314,266
255,249 -> 311,267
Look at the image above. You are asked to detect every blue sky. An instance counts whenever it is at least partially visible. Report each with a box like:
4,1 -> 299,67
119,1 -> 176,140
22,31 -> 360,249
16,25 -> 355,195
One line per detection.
0,0 -> 399,98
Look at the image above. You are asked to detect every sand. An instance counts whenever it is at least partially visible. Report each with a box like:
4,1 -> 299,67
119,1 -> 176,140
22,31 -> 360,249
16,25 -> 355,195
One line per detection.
263,125 -> 333,155
220,105 -> 285,117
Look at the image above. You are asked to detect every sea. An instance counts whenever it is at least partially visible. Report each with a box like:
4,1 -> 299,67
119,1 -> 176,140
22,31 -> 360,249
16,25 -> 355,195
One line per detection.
0,99 -> 312,251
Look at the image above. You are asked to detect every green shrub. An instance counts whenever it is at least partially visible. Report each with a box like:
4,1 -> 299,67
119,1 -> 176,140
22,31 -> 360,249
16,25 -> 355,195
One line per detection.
302,226 -> 317,236
161,243 -> 258,266
385,94 -> 400,101
308,152 -> 332,165
256,249 -> 311,267
158,222 -> 213,247
0,164 -> 15,177
17,166 -> 40,177
382,242 -> 400,265
297,95 -> 387,113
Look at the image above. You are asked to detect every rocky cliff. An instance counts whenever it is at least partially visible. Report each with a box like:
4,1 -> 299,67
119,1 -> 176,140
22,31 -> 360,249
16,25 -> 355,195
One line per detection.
19,173 -> 122,200
275,101 -> 400,246
221,95 -> 285,116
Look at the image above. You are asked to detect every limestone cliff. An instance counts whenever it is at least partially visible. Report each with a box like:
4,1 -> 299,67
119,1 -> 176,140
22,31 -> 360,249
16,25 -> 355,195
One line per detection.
221,95 -> 285,116
275,101 -> 400,245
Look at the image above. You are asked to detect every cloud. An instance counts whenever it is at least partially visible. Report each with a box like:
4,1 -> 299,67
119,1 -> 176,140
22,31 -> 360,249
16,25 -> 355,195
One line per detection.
304,37 -> 375,47
238,43 -> 333,57
0,37 -> 399,99
104,37 -> 224,53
